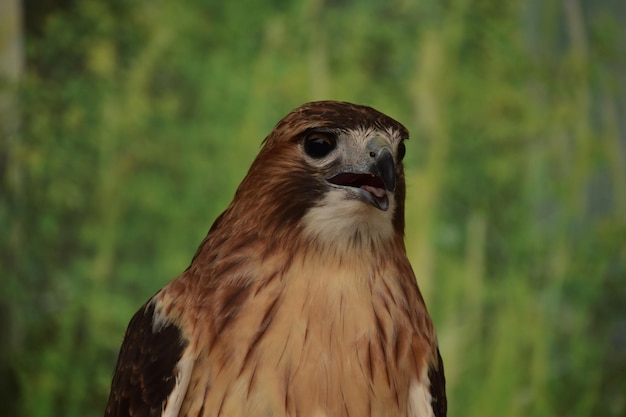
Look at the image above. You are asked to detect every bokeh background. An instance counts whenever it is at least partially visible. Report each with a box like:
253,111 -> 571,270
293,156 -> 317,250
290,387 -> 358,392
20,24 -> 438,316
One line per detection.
1,0 -> 625,416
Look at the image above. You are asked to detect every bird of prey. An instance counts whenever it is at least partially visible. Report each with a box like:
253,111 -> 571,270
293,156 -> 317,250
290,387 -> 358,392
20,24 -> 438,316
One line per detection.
105,101 -> 446,417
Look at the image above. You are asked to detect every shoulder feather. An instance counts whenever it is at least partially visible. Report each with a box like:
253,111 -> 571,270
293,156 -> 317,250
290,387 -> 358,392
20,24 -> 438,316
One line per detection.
428,347 -> 447,417
105,298 -> 190,417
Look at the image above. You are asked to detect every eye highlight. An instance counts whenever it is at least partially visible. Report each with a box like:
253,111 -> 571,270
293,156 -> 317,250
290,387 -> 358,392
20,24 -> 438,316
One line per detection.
398,141 -> 406,161
304,132 -> 337,159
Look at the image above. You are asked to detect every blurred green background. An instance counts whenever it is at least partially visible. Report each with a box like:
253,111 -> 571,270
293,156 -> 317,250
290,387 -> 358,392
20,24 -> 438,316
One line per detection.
1,0 -> 625,416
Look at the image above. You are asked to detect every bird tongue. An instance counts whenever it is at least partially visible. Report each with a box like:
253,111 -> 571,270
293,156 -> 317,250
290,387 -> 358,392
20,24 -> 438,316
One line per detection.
361,184 -> 386,199
327,172 -> 387,202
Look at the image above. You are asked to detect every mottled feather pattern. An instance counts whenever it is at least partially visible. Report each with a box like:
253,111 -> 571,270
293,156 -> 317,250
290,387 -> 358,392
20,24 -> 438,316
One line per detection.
105,101 -> 446,417
105,302 -> 188,417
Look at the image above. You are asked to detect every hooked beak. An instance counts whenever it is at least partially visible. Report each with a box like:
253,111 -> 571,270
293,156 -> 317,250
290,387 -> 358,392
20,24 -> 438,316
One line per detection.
326,145 -> 396,211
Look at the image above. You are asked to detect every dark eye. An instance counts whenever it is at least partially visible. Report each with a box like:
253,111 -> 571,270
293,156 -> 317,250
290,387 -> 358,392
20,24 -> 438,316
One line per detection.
304,133 -> 336,158
398,141 -> 406,161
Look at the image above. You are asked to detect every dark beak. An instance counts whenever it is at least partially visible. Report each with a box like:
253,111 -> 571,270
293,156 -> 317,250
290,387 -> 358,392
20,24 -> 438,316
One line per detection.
375,147 -> 396,193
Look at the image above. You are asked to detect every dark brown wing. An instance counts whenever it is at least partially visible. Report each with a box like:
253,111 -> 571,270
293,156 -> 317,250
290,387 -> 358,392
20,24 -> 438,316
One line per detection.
428,346 -> 447,417
105,299 -> 188,417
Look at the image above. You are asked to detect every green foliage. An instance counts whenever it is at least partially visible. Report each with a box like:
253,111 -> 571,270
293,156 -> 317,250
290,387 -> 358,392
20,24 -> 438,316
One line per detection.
1,0 -> 624,416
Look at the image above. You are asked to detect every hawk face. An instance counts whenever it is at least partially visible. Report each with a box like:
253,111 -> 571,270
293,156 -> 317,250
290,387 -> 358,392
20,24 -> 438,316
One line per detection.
298,125 -> 407,249
301,127 -> 403,212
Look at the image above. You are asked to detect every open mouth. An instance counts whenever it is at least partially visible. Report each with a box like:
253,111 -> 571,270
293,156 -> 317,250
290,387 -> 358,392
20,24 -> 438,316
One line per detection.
327,173 -> 389,211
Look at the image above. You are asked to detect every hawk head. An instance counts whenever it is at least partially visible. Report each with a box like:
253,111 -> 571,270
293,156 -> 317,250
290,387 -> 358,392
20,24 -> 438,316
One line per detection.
204,101 -> 409,257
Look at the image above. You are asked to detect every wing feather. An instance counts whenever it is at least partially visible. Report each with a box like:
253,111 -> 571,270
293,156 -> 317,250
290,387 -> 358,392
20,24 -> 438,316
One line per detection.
428,347 -> 447,417
105,298 -> 189,417
407,346 -> 447,417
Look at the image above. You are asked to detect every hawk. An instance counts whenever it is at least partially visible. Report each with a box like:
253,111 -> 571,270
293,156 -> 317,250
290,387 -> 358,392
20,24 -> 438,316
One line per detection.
105,101 -> 446,417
